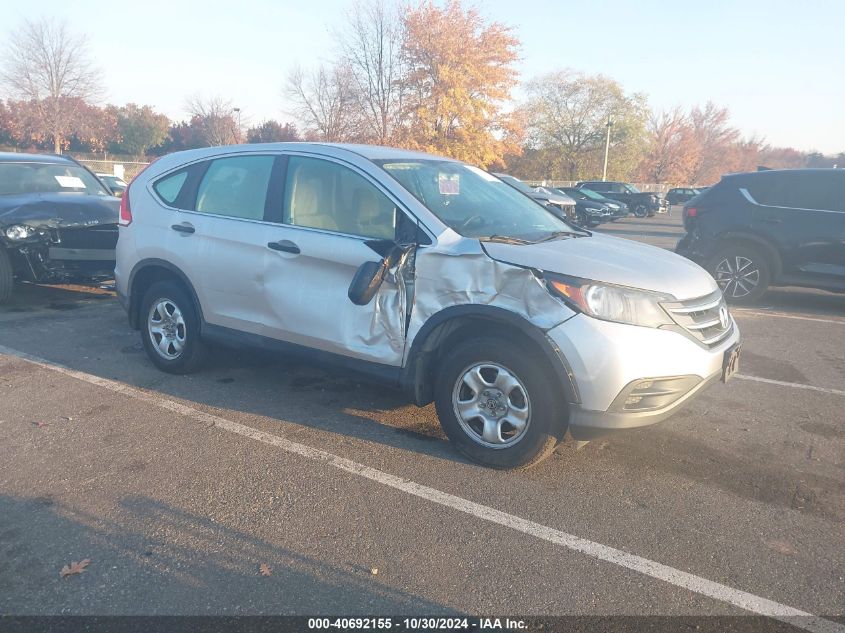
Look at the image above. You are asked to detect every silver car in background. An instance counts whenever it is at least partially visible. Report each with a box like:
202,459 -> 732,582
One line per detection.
115,143 -> 741,469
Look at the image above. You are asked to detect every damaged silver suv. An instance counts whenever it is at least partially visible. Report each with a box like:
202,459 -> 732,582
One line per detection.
115,144 -> 741,469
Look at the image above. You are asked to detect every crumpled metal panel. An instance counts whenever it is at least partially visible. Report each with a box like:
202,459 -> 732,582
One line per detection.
362,235 -> 575,365
0,194 -> 119,231
367,248 -> 414,358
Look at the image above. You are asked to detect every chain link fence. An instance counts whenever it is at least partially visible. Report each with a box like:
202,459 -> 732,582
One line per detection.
76,159 -> 151,181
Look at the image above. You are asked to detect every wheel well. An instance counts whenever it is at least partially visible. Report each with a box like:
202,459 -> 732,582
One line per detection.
128,264 -> 197,330
403,313 -> 577,408
714,235 -> 782,279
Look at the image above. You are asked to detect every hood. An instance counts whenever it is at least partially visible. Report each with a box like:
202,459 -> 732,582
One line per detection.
532,189 -> 575,206
0,193 -> 120,229
579,199 -> 609,211
482,232 -> 718,300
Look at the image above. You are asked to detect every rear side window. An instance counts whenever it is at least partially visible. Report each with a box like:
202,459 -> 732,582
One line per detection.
195,155 -> 275,220
153,170 -> 189,205
747,172 -> 839,211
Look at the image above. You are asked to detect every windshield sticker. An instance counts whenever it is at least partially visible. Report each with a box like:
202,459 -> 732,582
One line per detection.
438,173 -> 460,195
55,176 -> 86,189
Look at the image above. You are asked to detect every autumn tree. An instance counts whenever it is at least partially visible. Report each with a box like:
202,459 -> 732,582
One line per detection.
336,0 -> 406,144
286,64 -> 361,142
521,70 -> 648,180
246,120 -> 300,143
401,0 -> 522,168
184,95 -> 239,146
0,18 -> 102,153
108,104 -> 170,156
636,107 -> 698,183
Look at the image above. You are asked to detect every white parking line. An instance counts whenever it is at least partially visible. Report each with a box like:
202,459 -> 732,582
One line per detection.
0,345 -> 841,633
735,374 -> 845,397
732,309 -> 845,325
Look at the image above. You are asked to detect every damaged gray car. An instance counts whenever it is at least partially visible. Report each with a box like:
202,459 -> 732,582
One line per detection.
0,152 -> 120,304
116,143 -> 741,469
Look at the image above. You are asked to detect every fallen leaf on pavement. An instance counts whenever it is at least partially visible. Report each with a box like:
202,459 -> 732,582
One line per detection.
371,567 -> 379,575
60,559 -> 91,577
259,563 -> 272,577
31,421 -> 48,428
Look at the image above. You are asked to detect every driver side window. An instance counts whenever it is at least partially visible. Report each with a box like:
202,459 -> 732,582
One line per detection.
283,156 -> 397,240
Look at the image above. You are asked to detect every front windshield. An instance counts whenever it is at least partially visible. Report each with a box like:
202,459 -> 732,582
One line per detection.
377,160 -> 575,240
623,184 -> 641,193
0,162 -> 111,196
577,188 -> 606,201
561,188 -> 587,200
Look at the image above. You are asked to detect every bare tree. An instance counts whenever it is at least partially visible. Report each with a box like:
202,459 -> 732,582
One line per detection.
336,0 -> 405,144
637,107 -> 698,183
184,95 -> 239,146
286,64 -> 359,142
0,18 -> 102,153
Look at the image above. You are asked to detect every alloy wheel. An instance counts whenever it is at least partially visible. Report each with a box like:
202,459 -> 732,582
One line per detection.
714,255 -> 760,299
452,363 -> 531,449
147,298 -> 187,360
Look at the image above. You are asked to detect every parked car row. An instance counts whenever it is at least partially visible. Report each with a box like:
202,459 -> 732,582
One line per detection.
577,180 -> 669,217
494,174 -> 630,227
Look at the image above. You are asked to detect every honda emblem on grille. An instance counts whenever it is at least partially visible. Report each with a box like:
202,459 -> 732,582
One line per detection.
718,305 -> 730,330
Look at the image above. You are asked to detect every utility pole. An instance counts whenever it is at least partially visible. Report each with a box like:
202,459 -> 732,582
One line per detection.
233,107 -> 242,143
602,118 -> 613,181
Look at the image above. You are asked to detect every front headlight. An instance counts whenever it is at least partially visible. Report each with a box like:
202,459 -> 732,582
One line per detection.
545,274 -> 674,328
5,225 -> 36,241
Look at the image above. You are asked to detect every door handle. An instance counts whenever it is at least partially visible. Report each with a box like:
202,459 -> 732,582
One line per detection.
171,223 -> 195,234
267,240 -> 300,254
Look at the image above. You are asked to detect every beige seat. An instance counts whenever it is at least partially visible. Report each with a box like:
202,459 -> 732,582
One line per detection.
289,176 -> 338,231
352,187 -> 393,239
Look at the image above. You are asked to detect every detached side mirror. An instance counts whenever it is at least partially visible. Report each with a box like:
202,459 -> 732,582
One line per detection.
348,260 -> 388,306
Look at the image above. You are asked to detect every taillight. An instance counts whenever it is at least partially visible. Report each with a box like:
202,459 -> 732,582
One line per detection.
117,158 -> 158,227
686,207 -> 698,218
119,189 -> 132,226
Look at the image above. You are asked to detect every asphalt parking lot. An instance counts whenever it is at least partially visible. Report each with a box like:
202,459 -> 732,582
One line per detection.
0,210 -> 843,628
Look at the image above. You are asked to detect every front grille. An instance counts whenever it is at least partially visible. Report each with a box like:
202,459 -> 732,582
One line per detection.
662,290 -> 733,347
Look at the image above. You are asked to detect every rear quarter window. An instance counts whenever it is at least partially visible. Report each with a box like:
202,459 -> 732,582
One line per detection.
153,170 -> 189,205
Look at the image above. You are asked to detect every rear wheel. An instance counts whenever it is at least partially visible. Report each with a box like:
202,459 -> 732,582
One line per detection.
709,244 -> 771,304
0,248 -> 13,305
434,336 -> 566,470
140,280 -> 208,373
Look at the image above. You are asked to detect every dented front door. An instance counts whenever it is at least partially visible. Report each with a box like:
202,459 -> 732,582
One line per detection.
260,154 -> 410,366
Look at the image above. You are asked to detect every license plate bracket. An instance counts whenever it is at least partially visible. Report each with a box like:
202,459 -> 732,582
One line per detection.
722,343 -> 741,383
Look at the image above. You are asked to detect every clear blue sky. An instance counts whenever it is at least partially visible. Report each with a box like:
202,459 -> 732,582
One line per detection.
4,0 -> 843,153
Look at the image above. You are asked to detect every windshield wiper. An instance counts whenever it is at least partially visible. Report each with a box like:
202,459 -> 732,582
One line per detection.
531,230 -> 579,243
480,235 -> 532,245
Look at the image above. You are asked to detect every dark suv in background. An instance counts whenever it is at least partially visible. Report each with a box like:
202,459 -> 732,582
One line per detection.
577,181 -> 668,217
676,169 -> 845,303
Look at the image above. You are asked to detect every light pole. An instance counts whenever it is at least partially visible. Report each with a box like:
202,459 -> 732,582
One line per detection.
233,107 -> 241,143
602,118 -> 613,181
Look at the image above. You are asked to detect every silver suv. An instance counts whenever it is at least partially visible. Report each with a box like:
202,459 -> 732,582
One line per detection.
115,143 -> 741,469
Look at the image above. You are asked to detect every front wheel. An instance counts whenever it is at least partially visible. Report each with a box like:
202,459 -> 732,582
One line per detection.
709,244 -> 771,304
0,248 -> 13,305
633,204 -> 648,218
434,336 -> 566,469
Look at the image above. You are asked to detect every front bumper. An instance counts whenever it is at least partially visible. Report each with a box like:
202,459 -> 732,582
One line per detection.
547,312 -> 740,439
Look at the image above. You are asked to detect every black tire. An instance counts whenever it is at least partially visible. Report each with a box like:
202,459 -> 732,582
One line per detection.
434,336 -> 567,470
0,247 -> 13,305
633,205 -> 647,218
708,243 -> 771,304
140,280 -> 208,374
